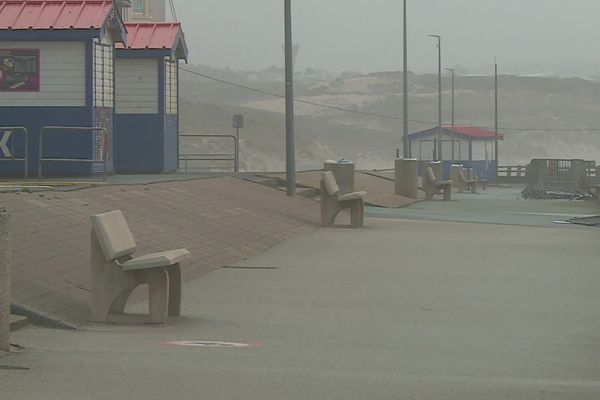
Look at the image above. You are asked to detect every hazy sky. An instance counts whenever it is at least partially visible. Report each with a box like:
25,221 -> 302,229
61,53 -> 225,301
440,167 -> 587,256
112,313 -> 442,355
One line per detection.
174,0 -> 600,75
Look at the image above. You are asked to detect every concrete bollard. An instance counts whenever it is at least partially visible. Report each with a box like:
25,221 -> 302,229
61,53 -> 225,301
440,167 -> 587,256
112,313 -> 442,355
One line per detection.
324,160 -> 355,195
395,158 -> 418,198
0,209 -> 10,353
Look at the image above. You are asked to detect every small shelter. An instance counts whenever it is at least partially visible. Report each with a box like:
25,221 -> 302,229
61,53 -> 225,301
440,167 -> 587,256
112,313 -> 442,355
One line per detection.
114,22 -> 187,173
0,0 -> 126,177
408,126 -> 504,180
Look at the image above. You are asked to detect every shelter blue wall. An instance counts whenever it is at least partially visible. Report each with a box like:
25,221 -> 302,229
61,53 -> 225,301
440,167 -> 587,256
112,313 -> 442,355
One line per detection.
115,114 -> 164,173
114,55 -> 181,174
0,107 -> 94,177
417,160 -> 498,181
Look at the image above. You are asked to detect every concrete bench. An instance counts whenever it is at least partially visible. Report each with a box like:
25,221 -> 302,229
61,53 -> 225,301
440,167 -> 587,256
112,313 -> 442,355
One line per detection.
451,165 -> 477,193
423,166 -> 453,201
472,169 -> 487,190
90,210 -> 191,324
320,171 -> 367,227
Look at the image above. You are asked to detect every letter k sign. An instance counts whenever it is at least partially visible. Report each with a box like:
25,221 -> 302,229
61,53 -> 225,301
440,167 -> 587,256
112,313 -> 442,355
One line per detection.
0,131 -> 11,158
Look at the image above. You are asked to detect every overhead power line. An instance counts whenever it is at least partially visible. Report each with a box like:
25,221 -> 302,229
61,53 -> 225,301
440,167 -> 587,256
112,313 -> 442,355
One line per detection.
179,67 -> 600,133
180,67 -> 429,123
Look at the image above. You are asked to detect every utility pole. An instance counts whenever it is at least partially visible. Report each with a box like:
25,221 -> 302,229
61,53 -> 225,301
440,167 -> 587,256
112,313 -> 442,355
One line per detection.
428,34 -> 442,161
284,0 -> 296,196
445,67 -> 455,160
402,0 -> 409,158
494,60 -> 499,180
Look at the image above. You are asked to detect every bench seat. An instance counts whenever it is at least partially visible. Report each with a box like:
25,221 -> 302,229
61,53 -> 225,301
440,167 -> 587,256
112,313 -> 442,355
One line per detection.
337,191 -> 367,202
122,249 -> 191,271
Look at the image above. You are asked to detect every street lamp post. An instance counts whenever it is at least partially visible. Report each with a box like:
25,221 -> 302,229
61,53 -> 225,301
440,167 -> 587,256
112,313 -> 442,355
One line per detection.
495,61 -> 499,180
284,0 -> 296,196
428,34 -> 442,161
445,68 -> 455,127
445,67 -> 455,160
402,0 -> 409,158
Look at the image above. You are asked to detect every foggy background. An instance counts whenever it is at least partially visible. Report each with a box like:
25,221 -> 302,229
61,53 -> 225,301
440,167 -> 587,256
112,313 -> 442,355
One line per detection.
175,0 -> 600,77
174,1 -> 600,172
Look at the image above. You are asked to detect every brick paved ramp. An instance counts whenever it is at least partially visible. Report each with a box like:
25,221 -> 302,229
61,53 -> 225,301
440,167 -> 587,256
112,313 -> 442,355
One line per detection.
1,177 -> 319,327
268,171 -> 421,208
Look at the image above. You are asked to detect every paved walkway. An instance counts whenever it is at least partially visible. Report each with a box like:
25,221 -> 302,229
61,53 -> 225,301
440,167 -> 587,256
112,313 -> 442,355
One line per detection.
368,185 -> 598,228
4,213 -> 600,399
0,176 -> 319,326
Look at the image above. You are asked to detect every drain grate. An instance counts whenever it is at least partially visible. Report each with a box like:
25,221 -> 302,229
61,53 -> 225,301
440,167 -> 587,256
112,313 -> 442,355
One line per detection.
161,340 -> 259,348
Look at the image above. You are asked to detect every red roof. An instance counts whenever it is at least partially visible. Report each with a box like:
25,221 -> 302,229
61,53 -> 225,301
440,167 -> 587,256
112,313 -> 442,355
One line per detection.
0,0 -> 114,30
116,22 -> 181,50
444,126 -> 504,140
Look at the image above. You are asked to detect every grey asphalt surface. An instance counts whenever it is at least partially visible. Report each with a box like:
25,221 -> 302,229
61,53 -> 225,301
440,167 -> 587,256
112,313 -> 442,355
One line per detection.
3,189 -> 600,399
368,185 -> 598,228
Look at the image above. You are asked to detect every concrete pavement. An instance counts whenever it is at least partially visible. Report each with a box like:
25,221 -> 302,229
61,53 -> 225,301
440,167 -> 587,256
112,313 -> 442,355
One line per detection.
3,216 -> 600,399
368,185 -> 598,228
1,176 -> 318,326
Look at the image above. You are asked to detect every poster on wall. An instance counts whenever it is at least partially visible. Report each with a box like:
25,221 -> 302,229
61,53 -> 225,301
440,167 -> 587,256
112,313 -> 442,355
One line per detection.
0,49 -> 40,92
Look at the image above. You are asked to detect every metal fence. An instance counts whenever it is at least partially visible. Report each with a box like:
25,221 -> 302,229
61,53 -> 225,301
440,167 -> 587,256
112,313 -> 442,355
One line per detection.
0,126 -> 29,179
38,126 -> 108,181
179,134 -> 239,173
526,159 -> 589,192
499,161 -> 597,184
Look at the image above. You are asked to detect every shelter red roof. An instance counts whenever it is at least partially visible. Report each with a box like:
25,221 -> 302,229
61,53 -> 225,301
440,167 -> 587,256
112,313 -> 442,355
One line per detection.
0,0 -> 113,30
116,22 -> 181,50
443,126 -> 504,140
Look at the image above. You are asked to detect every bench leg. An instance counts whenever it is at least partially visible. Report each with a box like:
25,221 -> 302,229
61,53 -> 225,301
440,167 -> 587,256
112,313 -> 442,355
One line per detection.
470,182 -> 477,194
424,188 -> 434,200
349,200 -> 364,228
443,187 -> 452,201
321,197 -> 342,227
91,230 -> 137,323
138,268 -> 170,324
168,265 -> 182,317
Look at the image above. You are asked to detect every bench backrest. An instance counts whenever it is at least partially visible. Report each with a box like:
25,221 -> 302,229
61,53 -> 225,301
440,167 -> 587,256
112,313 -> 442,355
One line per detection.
425,167 -> 437,184
321,171 -> 340,196
90,210 -> 137,261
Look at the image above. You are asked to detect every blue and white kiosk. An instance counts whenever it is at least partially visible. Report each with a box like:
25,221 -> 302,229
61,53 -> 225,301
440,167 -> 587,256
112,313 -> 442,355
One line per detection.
0,0 -> 126,178
114,22 -> 187,173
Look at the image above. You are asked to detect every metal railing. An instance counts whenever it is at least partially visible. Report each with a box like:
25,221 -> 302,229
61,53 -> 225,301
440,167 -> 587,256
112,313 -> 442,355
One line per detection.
38,126 -> 108,181
179,134 -> 239,173
498,165 -> 528,179
499,163 -> 598,180
0,126 -> 29,179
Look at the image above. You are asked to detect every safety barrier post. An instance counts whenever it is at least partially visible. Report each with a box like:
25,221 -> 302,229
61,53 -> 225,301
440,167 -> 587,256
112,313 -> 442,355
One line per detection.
0,209 -> 11,353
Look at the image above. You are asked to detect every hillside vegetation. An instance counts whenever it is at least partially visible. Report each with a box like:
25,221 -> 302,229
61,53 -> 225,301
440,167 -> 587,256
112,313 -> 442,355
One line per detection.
180,65 -> 600,171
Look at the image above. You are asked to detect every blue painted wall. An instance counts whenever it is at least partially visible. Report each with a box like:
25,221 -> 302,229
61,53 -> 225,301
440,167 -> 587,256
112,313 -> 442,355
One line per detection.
0,107 -> 94,177
115,114 -> 164,173
417,160 -> 498,181
114,56 -> 181,174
